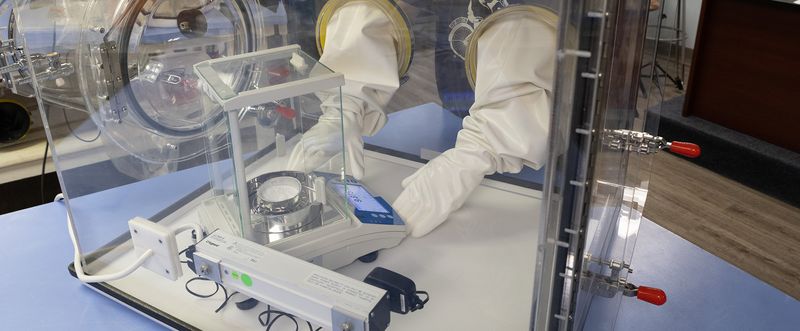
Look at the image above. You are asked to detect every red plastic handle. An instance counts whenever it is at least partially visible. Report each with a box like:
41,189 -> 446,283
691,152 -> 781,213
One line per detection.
276,105 -> 296,119
669,141 -> 701,158
637,286 -> 667,306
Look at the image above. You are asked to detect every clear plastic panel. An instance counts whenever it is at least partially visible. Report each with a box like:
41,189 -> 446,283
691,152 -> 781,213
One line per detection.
534,0 -> 663,329
10,0 -> 348,268
576,1 -> 664,329
194,46 -> 348,245
7,0 -> 280,272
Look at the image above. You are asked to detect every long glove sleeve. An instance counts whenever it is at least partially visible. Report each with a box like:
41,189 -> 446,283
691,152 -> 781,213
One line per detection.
287,1 -> 400,179
394,11 -> 557,237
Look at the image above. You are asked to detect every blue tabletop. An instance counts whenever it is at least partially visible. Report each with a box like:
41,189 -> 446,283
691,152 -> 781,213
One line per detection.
2,201 -> 798,330
0,203 -> 162,331
1,105 -> 797,330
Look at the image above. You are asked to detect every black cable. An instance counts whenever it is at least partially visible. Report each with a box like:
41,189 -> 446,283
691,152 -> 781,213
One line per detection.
266,312 -> 299,331
184,277 -> 245,314
62,108 -> 101,143
185,277 -> 220,298
413,291 -> 430,311
178,231 -> 198,263
258,305 -> 274,327
257,304 -> 321,331
214,289 -> 236,313
259,305 -> 298,331
186,277 -> 322,330
40,140 -> 48,204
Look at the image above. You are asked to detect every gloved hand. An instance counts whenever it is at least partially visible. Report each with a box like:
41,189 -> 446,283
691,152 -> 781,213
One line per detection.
393,8 -> 558,237
287,1 -> 400,179
287,96 -> 376,179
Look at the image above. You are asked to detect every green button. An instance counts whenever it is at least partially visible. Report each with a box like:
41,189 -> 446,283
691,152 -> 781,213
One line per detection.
241,273 -> 253,287
232,271 -> 239,280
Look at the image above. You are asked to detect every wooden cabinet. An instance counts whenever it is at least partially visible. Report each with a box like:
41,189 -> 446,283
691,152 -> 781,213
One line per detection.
684,0 -> 800,153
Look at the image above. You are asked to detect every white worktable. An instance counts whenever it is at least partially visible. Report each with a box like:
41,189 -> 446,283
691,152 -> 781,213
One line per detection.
82,149 -> 541,331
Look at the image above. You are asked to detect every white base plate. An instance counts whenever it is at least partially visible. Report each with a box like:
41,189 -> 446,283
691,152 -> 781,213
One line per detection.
88,149 -> 542,330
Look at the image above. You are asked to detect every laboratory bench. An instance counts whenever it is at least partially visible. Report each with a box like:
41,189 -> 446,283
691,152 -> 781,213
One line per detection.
1,103 -> 799,330
1,180 -> 798,330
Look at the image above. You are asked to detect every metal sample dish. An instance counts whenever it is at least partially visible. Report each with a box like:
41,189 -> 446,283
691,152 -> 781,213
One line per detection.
248,171 -> 318,234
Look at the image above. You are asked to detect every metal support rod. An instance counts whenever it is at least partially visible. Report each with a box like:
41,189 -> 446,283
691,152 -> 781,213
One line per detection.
649,0 -> 667,79
226,113 -> 256,242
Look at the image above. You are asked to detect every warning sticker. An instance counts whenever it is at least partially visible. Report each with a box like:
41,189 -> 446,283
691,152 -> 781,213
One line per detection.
305,273 -> 381,308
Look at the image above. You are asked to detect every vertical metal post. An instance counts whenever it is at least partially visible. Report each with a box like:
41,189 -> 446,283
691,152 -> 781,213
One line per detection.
227,112 -> 256,241
650,0 -> 667,78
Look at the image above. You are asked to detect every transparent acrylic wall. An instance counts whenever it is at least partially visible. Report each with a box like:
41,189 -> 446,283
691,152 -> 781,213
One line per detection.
574,0 -> 664,329
10,0 -> 349,271
534,0 -> 664,329
8,0 -> 280,272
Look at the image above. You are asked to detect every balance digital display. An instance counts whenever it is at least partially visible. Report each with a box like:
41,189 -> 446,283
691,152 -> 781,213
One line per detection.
329,180 -> 402,226
332,183 -> 389,214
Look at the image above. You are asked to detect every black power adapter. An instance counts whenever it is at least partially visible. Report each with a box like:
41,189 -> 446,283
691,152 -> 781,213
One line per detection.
363,267 -> 429,315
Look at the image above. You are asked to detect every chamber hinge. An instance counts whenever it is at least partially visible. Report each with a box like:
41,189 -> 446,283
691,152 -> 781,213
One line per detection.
98,41 -> 128,123
99,41 -> 122,99
0,39 -> 74,87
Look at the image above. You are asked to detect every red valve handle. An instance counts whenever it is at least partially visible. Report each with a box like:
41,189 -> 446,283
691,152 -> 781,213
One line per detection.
276,105 -> 296,119
637,286 -> 667,306
669,141 -> 701,158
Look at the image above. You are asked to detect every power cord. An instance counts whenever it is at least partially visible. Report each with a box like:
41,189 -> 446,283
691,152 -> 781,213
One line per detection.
40,140 -> 48,204
258,305 -> 322,331
67,211 -> 154,283
62,107 -> 101,143
61,196 -> 205,283
184,276 -> 241,313
184,276 -> 324,331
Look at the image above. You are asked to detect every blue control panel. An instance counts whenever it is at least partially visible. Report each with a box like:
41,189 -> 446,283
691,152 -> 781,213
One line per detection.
328,177 -> 404,226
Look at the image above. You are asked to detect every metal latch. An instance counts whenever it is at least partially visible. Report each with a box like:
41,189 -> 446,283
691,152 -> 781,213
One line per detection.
604,129 -> 701,158
0,39 -> 74,88
580,254 -> 666,305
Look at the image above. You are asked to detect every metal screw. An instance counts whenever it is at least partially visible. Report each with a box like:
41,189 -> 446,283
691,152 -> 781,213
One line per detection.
340,322 -> 352,331
165,269 -> 170,274
133,229 -> 138,234
158,239 -> 163,244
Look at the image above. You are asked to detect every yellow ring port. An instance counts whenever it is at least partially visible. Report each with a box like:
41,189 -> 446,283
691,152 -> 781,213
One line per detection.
464,5 -> 559,90
316,0 -> 414,78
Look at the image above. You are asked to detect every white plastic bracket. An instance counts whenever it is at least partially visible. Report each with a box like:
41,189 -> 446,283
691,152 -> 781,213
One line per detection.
128,217 -> 182,281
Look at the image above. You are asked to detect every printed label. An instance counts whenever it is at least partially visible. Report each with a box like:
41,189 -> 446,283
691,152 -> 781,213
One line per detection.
305,273 -> 380,308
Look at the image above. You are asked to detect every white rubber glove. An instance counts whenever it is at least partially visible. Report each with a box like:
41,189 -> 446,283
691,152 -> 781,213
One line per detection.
287,1 -> 400,179
393,11 -> 557,237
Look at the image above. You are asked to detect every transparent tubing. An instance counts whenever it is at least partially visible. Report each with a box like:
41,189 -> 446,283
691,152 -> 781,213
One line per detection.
227,112 -> 256,241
